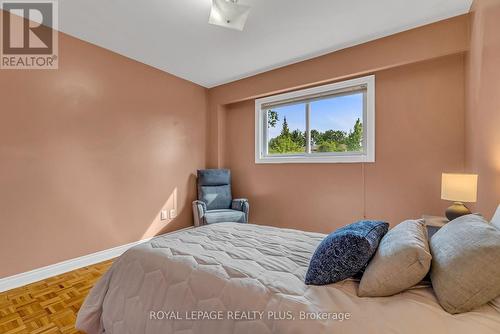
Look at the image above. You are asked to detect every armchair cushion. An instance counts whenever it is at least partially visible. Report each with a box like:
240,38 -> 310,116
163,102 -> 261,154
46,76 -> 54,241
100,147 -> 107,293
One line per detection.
198,169 -> 231,186
204,209 -> 246,225
199,185 -> 232,210
197,169 -> 232,210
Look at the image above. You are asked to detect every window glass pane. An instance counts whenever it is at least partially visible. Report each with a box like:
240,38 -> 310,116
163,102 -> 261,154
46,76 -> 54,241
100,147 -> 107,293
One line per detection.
310,92 -> 364,153
267,103 -> 306,155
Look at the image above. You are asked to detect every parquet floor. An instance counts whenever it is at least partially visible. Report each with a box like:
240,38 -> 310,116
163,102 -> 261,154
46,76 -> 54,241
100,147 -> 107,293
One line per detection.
0,260 -> 113,334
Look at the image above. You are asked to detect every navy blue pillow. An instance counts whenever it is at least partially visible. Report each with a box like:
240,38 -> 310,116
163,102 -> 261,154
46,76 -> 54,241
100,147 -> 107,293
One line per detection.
305,220 -> 389,285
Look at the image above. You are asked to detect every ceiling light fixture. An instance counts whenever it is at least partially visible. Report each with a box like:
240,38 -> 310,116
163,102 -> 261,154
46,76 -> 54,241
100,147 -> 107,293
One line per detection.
208,0 -> 251,31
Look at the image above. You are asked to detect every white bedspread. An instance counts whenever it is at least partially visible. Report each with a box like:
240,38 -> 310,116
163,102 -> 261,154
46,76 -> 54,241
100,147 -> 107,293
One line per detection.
76,223 -> 500,334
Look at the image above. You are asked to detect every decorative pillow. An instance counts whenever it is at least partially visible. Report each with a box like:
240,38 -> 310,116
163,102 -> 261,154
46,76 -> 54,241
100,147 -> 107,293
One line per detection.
305,220 -> 388,286
358,219 -> 432,297
430,214 -> 500,314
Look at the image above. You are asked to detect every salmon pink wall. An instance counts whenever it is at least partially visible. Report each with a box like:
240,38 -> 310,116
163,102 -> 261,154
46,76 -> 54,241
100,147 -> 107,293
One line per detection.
0,11 -> 483,278
0,22 -> 207,278
208,16 -> 470,233
207,15 -> 470,167
466,0 -> 500,218
225,56 -> 465,232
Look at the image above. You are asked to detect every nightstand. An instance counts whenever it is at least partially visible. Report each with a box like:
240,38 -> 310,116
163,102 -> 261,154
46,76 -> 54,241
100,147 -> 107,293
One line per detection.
422,215 -> 449,239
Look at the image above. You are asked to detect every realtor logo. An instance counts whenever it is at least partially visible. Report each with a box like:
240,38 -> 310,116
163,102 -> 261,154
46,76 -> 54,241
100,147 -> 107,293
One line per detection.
1,0 -> 58,69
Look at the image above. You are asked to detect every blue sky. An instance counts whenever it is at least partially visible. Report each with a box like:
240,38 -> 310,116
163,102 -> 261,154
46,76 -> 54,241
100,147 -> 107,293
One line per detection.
268,93 -> 363,138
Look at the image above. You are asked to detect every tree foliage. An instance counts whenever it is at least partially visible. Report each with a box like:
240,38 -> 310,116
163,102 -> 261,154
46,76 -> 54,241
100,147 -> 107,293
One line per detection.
268,110 -> 279,128
280,117 -> 291,137
268,115 -> 363,154
269,135 -> 303,154
290,129 -> 306,147
345,118 -> 363,151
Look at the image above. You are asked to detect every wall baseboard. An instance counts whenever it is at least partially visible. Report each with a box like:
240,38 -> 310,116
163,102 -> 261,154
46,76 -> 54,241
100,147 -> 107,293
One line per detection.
0,227 -> 192,293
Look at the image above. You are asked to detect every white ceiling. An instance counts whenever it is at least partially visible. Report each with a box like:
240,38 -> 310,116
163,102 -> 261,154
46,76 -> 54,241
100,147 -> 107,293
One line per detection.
56,0 -> 473,88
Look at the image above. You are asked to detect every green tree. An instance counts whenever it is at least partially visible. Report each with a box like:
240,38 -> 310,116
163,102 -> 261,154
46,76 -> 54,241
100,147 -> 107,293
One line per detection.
268,117 -> 305,153
322,130 -> 346,143
290,129 -> 306,148
317,141 -> 337,152
268,110 -> 279,128
269,136 -> 303,154
346,118 -> 363,151
268,117 -> 362,154
310,129 -> 321,146
280,117 -> 290,137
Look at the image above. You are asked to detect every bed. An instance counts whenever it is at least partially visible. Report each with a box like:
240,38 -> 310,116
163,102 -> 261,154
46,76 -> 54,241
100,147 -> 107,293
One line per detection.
76,223 -> 500,334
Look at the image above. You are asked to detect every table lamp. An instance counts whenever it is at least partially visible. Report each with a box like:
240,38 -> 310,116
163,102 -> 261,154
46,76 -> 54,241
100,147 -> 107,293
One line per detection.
441,173 -> 478,221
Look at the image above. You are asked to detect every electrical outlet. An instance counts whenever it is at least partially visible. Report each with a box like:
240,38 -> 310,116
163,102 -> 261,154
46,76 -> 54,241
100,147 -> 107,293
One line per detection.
160,210 -> 168,221
169,209 -> 177,219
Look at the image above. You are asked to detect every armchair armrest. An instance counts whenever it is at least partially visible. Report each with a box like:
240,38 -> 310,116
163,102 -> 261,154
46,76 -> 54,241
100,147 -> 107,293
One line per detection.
192,200 -> 207,227
231,198 -> 249,223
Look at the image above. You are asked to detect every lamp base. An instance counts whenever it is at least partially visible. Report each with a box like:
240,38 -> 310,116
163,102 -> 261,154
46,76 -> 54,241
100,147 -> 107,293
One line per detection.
445,202 -> 471,221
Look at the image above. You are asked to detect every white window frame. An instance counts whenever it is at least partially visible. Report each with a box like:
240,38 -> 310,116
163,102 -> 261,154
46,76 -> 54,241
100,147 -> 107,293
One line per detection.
255,75 -> 375,164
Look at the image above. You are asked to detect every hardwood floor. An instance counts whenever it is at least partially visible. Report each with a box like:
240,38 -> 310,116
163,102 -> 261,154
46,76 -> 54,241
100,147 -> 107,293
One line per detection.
0,260 -> 113,334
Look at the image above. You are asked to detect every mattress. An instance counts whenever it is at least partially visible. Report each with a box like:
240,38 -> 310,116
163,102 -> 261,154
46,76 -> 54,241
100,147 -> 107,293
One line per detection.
76,223 -> 500,334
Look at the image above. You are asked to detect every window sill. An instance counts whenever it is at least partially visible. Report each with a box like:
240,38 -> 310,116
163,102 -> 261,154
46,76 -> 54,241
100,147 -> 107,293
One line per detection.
255,154 -> 375,164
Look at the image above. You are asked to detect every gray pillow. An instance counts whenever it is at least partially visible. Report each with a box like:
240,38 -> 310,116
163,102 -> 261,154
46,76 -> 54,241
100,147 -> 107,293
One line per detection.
430,214 -> 500,314
358,219 -> 431,297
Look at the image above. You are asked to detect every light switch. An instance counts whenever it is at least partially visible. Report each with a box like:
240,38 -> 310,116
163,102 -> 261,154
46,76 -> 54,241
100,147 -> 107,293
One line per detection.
169,209 -> 177,219
160,210 -> 168,221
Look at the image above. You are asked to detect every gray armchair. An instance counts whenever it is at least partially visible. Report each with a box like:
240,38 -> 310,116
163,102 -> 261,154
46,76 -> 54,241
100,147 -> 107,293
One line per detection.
192,169 -> 249,226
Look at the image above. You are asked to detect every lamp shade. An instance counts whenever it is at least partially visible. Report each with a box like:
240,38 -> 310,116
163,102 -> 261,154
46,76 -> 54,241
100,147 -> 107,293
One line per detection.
441,173 -> 478,203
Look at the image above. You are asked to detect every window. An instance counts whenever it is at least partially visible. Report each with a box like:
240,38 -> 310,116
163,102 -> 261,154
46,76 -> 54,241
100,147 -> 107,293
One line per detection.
255,75 -> 375,164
